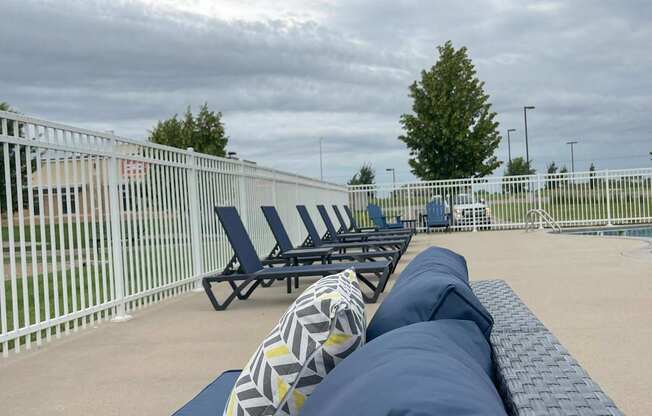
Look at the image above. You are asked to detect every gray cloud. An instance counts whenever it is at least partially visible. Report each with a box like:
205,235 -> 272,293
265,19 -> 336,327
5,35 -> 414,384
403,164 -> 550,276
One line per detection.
1,0 -> 651,183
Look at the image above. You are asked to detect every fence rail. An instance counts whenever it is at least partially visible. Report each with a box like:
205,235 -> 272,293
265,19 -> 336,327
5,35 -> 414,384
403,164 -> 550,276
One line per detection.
348,168 -> 652,232
0,111 -> 347,355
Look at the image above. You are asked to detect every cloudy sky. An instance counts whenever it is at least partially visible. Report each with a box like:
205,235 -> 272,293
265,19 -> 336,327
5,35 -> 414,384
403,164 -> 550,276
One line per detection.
2,0 -> 651,183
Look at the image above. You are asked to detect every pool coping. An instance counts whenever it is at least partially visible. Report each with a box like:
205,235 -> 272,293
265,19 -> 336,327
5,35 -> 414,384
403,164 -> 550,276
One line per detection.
557,224 -> 652,259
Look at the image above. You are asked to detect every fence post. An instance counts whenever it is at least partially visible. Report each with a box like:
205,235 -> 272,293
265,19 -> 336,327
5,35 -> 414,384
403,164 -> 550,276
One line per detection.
471,177 -> 477,232
238,160 -> 248,228
537,174 -> 543,229
186,148 -> 204,290
407,183 -> 413,222
605,170 -> 613,226
294,178 -> 300,241
272,171 -> 277,206
107,140 -> 131,322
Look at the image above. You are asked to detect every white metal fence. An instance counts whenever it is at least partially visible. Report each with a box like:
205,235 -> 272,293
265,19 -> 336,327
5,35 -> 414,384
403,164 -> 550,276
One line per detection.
0,111 -> 347,355
349,168 -> 652,231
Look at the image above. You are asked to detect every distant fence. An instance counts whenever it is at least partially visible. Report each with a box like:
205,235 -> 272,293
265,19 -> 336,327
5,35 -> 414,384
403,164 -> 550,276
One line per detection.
348,168 -> 652,231
0,111 -> 347,355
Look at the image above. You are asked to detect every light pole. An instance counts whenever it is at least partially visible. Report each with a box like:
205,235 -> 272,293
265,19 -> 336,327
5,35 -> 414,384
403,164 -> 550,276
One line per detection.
506,128 -> 516,163
319,137 -> 323,181
566,140 -> 579,173
386,168 -> 396,188
523,106 -> 535,165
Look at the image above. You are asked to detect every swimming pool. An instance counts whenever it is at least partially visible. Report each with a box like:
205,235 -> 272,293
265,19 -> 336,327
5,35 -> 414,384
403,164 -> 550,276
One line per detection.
571,226 -> 652,238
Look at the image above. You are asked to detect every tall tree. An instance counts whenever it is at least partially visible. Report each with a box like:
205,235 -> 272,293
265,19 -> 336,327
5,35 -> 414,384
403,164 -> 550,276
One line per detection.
348,163 -> 375,186
546,161 -> 558,174
149,103 -> 228,157
399,41 -> 501,180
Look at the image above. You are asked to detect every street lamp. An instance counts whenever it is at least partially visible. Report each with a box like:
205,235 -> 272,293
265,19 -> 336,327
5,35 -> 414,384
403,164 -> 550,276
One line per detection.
523,106 -> 535,165
506,129 -> 516,163
386,168 -> 396,188
566,140 -> 579,173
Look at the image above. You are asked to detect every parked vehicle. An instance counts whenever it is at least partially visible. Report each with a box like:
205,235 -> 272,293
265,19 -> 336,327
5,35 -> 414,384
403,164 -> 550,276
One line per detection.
450,194 -> 491,226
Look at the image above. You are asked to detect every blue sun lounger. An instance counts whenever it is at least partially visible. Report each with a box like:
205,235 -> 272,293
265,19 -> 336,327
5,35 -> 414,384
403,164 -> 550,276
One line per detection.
342,205 -> 413,236
316,205 -> 411,247
328,205 -> 413,244
202,207 -> 392,309
261,206 -> 400,273
296,205 -> 407,256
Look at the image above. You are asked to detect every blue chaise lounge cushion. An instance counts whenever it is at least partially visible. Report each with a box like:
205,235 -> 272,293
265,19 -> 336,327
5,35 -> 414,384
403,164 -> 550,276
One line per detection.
173,370 -> 241,415
366,248 -> 492,341
395,246 -> 469,285
301,320 -> 507,416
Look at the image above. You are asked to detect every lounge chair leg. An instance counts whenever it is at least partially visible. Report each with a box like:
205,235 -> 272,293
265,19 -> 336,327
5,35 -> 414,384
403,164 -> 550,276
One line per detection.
295,276 -> 299,289
286,276 -> 292,294
240,280 -> 262,299
203,276 -> 258,311
228,280 -> 250,300
356,270 -> 386,304
378,269 -> 391,293
261,278 -> 276,287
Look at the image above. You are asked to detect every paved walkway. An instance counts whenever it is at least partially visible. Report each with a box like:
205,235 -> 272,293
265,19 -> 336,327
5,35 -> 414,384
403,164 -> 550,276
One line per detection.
1,230 -> 650,415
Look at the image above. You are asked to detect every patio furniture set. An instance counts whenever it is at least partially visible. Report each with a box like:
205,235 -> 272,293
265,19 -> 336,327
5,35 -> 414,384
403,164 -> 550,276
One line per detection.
176,203 -> 622,415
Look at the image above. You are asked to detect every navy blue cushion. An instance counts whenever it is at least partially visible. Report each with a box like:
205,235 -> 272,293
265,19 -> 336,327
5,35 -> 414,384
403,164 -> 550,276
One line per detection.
366,251 -> 492,341
173,370 -> 241,415
301,320 -> 507,416
396,246 -> 469,285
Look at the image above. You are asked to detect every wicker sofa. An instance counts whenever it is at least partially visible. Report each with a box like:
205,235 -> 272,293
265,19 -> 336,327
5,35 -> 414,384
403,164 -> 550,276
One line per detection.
471,280 -> 623,416
175,254 -> 625,415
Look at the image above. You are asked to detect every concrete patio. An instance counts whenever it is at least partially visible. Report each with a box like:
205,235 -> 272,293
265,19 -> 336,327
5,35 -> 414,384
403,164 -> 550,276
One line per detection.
1,230 -> 650,416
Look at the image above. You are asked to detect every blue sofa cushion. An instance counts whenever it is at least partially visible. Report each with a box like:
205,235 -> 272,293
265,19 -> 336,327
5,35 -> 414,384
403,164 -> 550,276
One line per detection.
301,320 -> 507,416
395,246 -> 469,286
173,370 -> 241,415
366,250 -> 492,341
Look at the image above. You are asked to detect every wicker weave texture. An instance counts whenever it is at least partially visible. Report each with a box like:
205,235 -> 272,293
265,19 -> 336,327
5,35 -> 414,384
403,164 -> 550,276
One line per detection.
470,280 -> 624,416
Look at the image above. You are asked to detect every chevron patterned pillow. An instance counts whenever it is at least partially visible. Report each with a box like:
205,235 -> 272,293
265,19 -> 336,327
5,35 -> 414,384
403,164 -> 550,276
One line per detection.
223,269 -> 366,416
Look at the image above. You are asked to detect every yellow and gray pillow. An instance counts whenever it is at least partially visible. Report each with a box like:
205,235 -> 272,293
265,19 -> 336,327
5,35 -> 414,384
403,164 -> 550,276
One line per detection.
223,269 -> 366,416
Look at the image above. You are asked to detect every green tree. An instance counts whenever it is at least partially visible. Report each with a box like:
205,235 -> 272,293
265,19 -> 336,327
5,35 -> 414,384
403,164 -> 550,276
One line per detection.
0,101 -> 38,212
348,163 -> 375,186
348,163 -> 375,200
502,157 -> 534,193
505,157 -> 535,176
545,161 -> 559,189
149,103 -> 228,157
559,166 -> 569,174
399,41 -> 501,180
589,162 -> 597,190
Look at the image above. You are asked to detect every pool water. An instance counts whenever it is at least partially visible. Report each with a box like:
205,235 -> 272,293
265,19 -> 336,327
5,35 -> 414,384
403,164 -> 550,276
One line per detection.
572,226 -> 652,238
